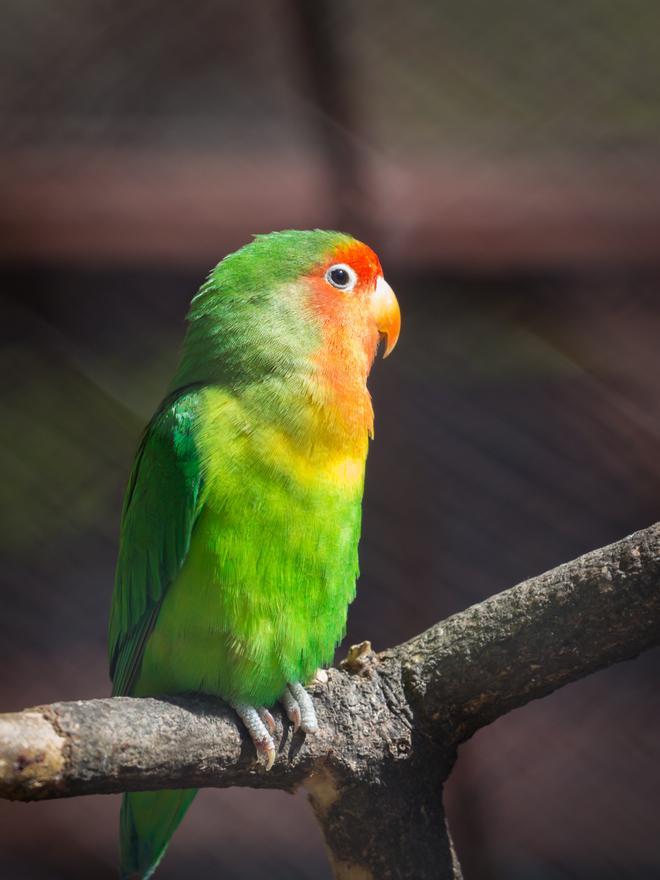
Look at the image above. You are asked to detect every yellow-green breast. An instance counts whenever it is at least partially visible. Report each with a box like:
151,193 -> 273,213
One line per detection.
134,386 -> 367,705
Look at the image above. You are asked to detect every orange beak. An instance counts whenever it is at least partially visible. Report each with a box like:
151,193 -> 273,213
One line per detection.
371,276 -> 401,357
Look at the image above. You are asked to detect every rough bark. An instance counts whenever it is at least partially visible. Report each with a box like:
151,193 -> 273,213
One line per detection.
395,520 -> 660,743
1,523 -> 659,879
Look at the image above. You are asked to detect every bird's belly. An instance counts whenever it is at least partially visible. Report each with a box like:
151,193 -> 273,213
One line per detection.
136,467 -> 363,706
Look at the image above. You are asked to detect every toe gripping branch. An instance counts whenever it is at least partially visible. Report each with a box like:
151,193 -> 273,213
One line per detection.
232,682 -> 319,771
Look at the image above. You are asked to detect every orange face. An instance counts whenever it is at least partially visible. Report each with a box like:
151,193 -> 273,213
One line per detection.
305,239 -> 401,366
300,238 -> 400,440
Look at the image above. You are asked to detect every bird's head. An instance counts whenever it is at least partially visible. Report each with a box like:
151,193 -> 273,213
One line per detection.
173,230 -> 400,408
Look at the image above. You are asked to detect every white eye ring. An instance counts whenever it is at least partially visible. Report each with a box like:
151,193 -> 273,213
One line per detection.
325,263 -> 357,292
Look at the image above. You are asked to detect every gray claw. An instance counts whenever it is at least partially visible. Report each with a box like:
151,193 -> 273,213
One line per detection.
232,702 -> 276,770
286,682 -> 318,734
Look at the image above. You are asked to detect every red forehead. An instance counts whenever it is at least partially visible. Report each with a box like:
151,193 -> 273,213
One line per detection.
327,239 -> 382,284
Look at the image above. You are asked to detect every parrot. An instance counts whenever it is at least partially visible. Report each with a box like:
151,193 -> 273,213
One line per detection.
107,229 -> 400,879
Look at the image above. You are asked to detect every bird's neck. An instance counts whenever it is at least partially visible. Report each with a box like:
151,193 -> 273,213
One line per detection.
238,354 -> 374,461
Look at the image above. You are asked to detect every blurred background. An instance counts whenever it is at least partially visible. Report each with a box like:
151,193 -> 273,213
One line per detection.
1,1 -> 660,878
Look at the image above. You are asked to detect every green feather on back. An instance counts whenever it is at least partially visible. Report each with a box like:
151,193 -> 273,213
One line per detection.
108,392 -> 204,696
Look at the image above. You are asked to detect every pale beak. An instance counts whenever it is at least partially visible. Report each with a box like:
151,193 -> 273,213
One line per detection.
371,276 -> 401,357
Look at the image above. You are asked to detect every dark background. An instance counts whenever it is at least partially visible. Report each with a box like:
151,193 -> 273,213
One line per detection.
1,2 -> 660,878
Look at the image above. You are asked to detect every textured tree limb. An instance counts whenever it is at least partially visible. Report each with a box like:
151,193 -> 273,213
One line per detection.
395,520 -> 660,742
2,523 -> 659,879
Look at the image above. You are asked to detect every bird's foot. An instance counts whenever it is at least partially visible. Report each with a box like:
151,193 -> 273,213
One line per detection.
281,681 -> 318,734
232,684 -> 318,768
231,702 -> 276,770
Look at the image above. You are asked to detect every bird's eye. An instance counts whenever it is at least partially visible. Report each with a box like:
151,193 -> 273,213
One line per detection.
325,263 -> 357,292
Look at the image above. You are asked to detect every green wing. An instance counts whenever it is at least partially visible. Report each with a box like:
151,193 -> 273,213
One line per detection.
108,391 -> 204,697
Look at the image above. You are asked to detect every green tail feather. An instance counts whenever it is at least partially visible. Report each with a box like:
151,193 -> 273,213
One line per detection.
120,788 -> 198,879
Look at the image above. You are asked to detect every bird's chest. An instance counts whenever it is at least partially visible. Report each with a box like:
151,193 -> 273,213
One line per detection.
197,387 -> 366,550
192,389 -> 364,607
199,417 -> 365,587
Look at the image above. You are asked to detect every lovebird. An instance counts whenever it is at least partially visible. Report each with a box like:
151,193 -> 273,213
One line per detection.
108,229 -> 400,878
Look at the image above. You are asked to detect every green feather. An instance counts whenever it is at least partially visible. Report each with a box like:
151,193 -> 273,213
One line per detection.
120,789 -> 197,880
109,391 -> 204,697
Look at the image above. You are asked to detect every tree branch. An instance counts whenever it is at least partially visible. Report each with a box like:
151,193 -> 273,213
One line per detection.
396,521 -> 660,742
0,667 -> 413,801
2,524 -> 659,879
